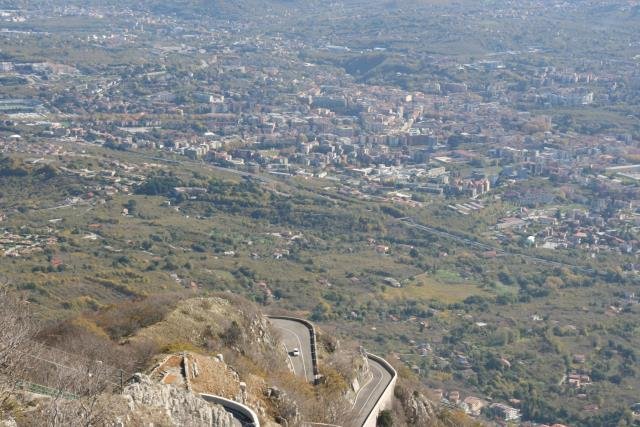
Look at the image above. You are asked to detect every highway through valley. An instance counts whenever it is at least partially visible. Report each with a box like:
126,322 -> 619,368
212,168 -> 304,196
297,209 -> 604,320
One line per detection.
399,217 -> 594,274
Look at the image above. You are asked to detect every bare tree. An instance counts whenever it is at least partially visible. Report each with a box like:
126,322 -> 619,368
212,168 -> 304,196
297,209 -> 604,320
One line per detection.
15,342 -> 124,427
0,285 -> 37,411
0,285 -> 123,426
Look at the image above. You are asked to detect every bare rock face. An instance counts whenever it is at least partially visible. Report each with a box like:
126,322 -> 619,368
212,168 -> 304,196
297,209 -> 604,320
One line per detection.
344,349 -> 370,404
124,373 -> 236,427
353,350 -> 371,390
265,386 -> 300,426
248,315 -> 278,347
401,390 -> 436,426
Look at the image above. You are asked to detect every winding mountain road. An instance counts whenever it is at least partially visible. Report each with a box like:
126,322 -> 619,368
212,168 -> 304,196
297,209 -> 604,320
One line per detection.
268,317 -> 316,383
268,317 -> 396,427
347,356 -> 393,427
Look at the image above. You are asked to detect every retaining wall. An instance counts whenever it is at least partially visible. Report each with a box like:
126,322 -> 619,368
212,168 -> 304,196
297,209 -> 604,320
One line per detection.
200,393 -> 260,427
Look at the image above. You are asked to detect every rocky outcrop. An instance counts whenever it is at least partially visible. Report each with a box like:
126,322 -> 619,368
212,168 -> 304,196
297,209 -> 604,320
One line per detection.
123,373 -> 236,427
134,297 -> 287,371
247,314 -> 279,348
345,349 -> 371,404
265,386 -> 300,426
399,389 -> 437,426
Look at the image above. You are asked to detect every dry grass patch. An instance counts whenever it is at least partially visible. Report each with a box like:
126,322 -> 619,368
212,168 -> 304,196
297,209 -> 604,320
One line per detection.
382,272 -> 488,304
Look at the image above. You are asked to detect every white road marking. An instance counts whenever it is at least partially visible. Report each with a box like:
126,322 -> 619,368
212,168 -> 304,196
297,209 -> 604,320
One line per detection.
275,324 -> 309,381
356,363 -> 385,417
349,370 -> 374,411
281,343 -> 296,373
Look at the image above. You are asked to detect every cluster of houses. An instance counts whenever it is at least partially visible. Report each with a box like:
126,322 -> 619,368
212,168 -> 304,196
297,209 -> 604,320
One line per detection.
494,202 -> 640,256
0,231 -> 57,258
4,0 -> 639,236
432,389 -> 522,423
